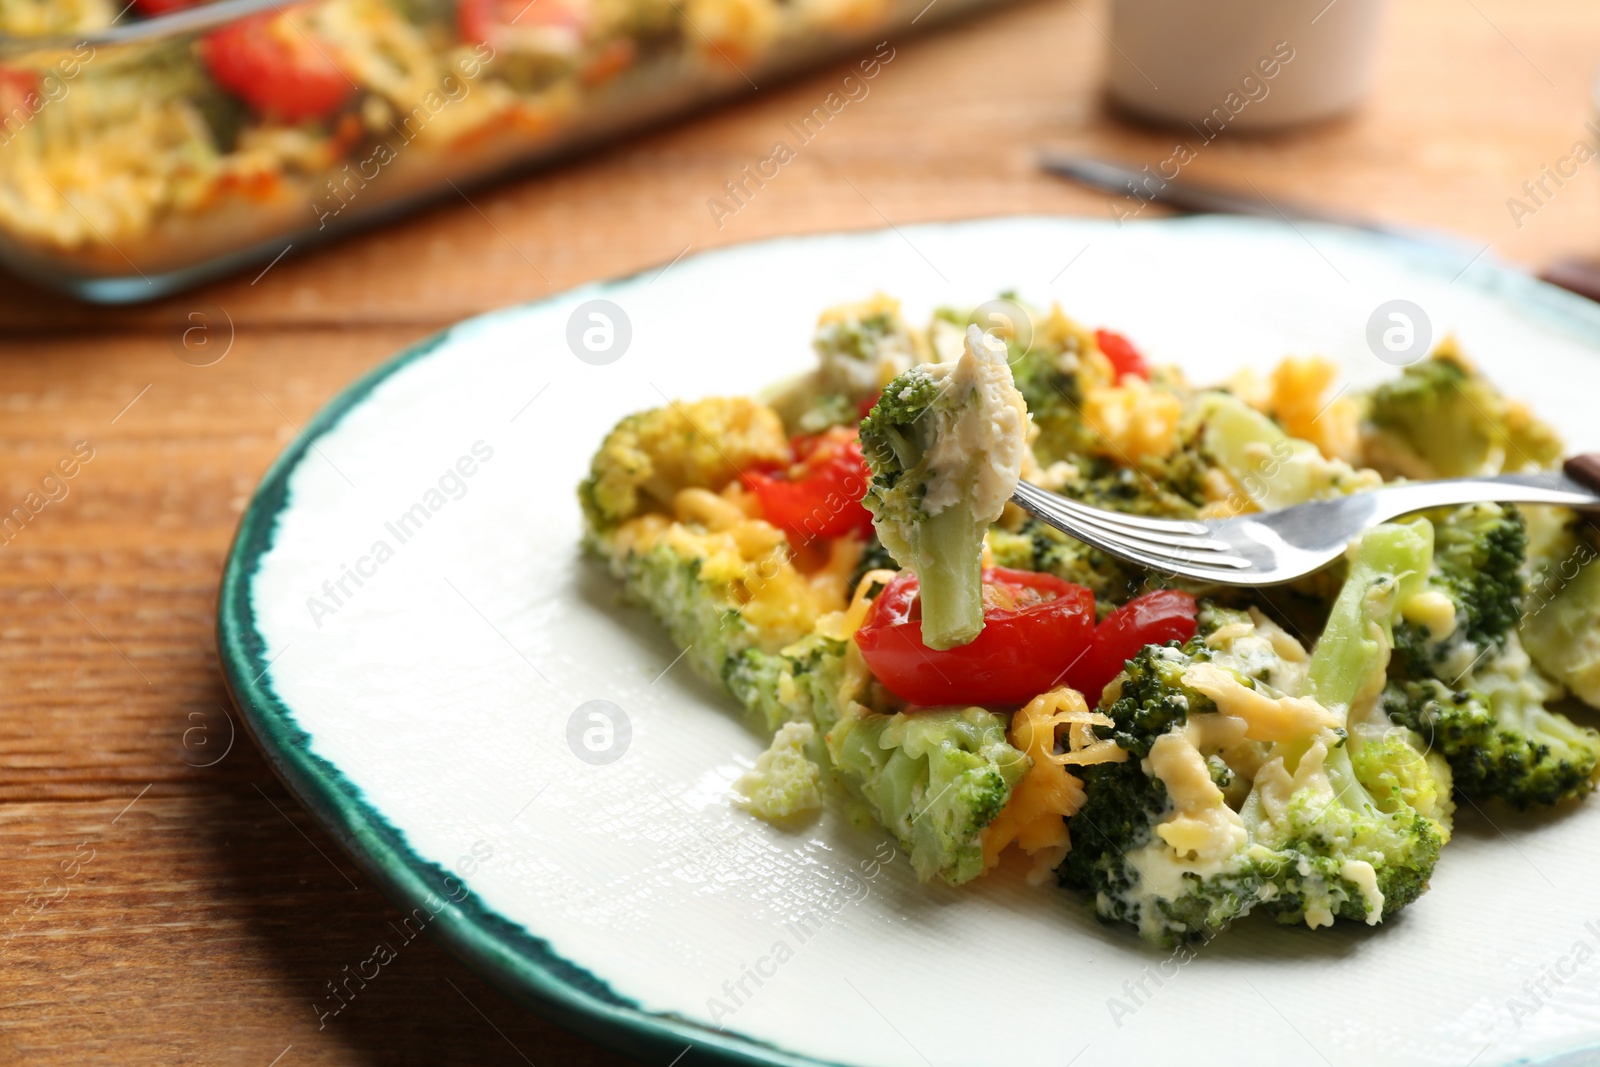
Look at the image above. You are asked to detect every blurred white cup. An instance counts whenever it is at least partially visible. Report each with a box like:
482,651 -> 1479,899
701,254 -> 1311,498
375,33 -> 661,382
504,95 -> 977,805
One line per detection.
1106,0 -> 1387,131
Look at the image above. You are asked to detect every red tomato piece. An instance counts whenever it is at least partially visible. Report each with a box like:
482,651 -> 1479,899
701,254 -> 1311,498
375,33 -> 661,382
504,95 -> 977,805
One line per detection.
853,568 -> 1097,707
0,68 -> 38,110
743,427 -> 874,545
201,9 -> 351,123
1095,328 -> 1150,381
133,0 -> 205,14
855,391 -> 881,419
1067,589 -> 1198,705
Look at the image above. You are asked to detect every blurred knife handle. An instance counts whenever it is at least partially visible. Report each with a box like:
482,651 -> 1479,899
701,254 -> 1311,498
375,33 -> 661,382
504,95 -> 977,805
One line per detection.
1541,258 -> 1600,305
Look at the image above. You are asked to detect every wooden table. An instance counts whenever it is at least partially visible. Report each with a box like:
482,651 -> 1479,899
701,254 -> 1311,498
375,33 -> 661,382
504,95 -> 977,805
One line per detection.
3,0 -> 1597,1062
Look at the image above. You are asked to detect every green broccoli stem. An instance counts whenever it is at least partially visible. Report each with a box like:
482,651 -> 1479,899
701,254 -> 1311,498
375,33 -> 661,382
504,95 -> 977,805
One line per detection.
914,504 -> 988,651
1307,520 -> 1433,717
1303,520 -> 1435,809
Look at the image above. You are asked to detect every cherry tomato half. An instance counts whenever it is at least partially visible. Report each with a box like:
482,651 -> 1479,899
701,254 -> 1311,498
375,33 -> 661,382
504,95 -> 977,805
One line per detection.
854,567 -> 1097,707
201,9 -> 351,123
1066,589 -> 1198,705
743,427 -> 874,545
1095,328 -> 1150,381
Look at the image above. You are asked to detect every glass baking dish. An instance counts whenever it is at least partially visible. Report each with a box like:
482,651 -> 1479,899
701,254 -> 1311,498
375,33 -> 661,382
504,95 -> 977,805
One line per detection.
0,0 -> 1008,302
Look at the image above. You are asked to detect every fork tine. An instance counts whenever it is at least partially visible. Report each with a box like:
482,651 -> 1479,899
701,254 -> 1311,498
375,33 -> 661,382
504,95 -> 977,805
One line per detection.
1070,522 -> 1252,575
1010,482 -> 1253,576
1043,498 -> 1235,552
1078,522 -> 1253,570
1019,487 -> 1211,536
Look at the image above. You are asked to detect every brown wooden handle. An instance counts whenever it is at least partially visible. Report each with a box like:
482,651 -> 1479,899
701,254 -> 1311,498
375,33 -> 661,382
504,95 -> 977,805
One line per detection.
1564,453 -> 1600,494
1541,259 -> 1600,304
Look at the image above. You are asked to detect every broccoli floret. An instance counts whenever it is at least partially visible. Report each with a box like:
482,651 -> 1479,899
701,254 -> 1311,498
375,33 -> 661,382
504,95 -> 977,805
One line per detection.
763,297 -> 920,433
999,305 -> 1108,465
1392,503 -> 1525,672
578,397 -> 789,530
725,633 -> 852,735
1258,521 -> 1451,924
613,541 -> 759,684
1382,677 -> 1600,807
735,722 -> 825,820
1348,719 -> 1455,828
1070,457 -> 1202,518
1061,634 -> 1273,943
1520,511 -> 1600,708
829,706 -> 1027,884
1362,345 -> 1563,480
1062,524 -> 1449,944
790,393 -> 859,435
1093,642 -> 1213,752
859,325 -> 1029,649
813,296 -> 919,395
1387,504 -> 1600,806
729,637 -> 1027,882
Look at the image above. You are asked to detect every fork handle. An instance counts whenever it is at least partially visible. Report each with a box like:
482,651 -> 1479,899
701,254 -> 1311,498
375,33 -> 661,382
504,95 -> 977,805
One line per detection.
1565,453 -> 1600,496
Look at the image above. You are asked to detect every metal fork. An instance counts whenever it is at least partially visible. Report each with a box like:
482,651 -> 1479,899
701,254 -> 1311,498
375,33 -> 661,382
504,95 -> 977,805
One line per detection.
1009,456 -> 1600,586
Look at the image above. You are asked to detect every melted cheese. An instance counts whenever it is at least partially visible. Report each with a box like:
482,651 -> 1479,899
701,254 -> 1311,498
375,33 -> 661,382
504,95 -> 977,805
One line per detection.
1400,589 -> 1457,642
1341,859 -> 1384,925
1180,663 -> 1338,741
1146,730 -> 1247,861
980,688 -> 1106,882
1251,737 -> 1332,829
1112,721 -> 1250,914
1206,621 -> 1254,646
805,535 -> 865,609
814,568 -> 899,642
1184,710 -> 1266,800
1082,374 -> 1183,461
1251,608 -> 1310,664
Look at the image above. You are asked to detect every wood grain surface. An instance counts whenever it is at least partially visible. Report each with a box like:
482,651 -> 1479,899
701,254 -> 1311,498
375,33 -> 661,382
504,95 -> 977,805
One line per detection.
3,0 -> 1599,1063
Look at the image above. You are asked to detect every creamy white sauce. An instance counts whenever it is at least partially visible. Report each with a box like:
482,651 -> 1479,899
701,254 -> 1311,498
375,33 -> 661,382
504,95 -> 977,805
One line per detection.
919,325 -> 1030,525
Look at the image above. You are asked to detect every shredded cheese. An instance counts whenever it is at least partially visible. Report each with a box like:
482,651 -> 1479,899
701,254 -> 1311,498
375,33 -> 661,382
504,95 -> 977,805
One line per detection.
1267,357 -> 1363,465
814,568 -> 898,642
981,688 -> 1117,882
1250,607 -> 1309,664
1179,663 -> 1339,741
1147,731 -> 1246,861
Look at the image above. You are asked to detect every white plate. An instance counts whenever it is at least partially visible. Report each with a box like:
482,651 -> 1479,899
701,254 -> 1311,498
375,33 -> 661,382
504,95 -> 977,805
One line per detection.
220,216 -> 1600,1067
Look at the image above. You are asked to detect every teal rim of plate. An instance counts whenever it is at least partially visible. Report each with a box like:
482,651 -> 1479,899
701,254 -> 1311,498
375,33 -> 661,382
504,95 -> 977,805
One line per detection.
216,214 -> 1600,1067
